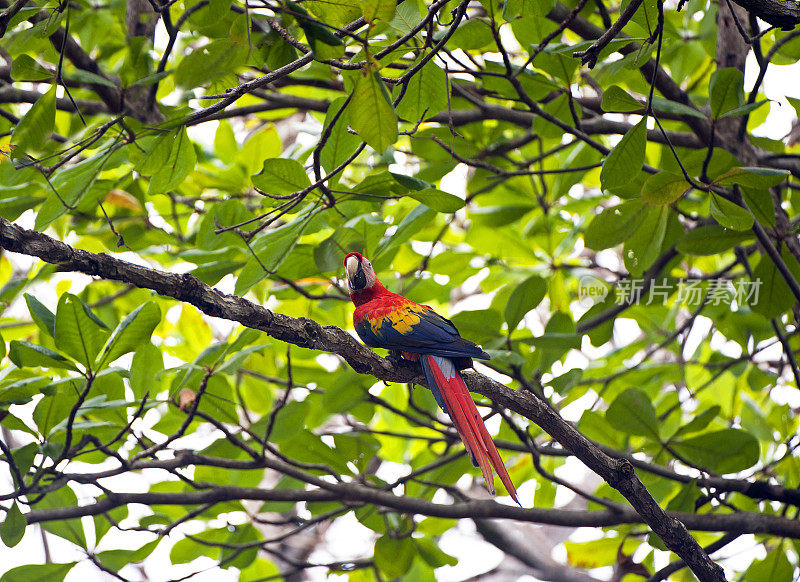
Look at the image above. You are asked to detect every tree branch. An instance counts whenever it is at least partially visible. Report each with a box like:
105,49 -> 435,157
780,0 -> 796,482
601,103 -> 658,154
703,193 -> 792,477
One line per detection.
0,217 -> 726,581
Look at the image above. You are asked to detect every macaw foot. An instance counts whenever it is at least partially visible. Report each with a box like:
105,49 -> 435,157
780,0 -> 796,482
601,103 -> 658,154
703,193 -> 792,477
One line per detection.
386,350 -> 405,367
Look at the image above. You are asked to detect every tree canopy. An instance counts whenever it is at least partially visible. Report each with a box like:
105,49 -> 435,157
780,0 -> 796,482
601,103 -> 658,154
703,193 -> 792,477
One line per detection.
1,0 -> 800,580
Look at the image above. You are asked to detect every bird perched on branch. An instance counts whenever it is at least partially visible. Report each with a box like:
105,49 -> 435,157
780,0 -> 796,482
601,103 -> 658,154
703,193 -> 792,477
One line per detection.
344,252 -> 518,503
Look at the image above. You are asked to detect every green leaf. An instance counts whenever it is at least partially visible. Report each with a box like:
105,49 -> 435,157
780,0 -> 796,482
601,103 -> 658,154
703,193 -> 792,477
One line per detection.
34,486 -> 87,548
130,343 -> 164,400
408,188 -> 464,213
24,294 -> 56,338
66,69 -> 117,88
600,85 -> 642,112
374,535 -> 415,579
375,204 -> 435,258
8,341 -> 78,371
676,225 -> 753,256
671,429 -> 759,473
599,119 -> 646,190
623,204 -> 668,276
302,0 -> 361,27
585,200 -> 646,250
0,502 -> 26,547
54,293 -> 110,370
714,166 -> 789,189
98,302 -> 161,367
742,187 -> 775,227
10,55 -> 52,81
396,61 -> 448,122
359,0 -> 395,22
35,151 -> 113,230
350,70 -> 397,152
709,194 -> 753,231
751,249 -> 800,318
641,171 -> 690,204
10,84 -> 56,155
672,406 -> 720,438
743,547 -> 793,582
505,275 -> 547,329
650,97 -> 707,119
252,158 -> 312,195
235,212 -> 317,294
709,68 -> 744,118
97,539 -> 160,571
148,128 -> 196,195
719,99 -> 768,118
606,388 -> 660,439
320,97 -> 361,176
415,537 -> 458,568
0,563 -> 76,582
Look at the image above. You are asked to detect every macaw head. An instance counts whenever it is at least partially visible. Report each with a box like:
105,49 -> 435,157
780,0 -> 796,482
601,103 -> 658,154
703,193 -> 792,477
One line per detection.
344,252 -> 377,293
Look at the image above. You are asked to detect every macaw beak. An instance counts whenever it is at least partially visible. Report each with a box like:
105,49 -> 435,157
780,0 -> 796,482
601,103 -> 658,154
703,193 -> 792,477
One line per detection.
346,256 -> 367,291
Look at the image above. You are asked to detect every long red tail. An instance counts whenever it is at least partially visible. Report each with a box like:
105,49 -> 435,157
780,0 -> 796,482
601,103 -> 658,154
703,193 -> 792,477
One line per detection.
420,354 -> 519,504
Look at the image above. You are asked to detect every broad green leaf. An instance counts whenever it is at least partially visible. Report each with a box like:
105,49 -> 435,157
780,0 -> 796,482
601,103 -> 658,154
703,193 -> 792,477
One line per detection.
360,0 -> 395,22
54,293 -> 110,369
606,388 -> 660,439
10,84 -> 55,155
650,97 -> 707,119
415,537 -> 458,568
149,128 -> 196,195
24,294 -> 56,338
599,119 -> 646,190
240,559 -> 281,582
33,486 -> 87,548
375,204 -> 435,258
98,302 -> 161,367
709,194 -> 753,231
0,502 -> 26,547
714,166 -> 789,189
10,55 -> 52,81
672,406 -> 720,439
396,61 -> 448,122
408,188 -> 464,213
0,563 -> 76,582
32,390 -> 75,436
671,429 -> 759,473
97,540 -> 160,572
35,151 -> 113,230
751,249 -> 800,318
505,275 -> 547,329
641,171 -> 690,204
601,85 -> 642,112
374,535 -> 415,579
320,97 -> 360,176
709,68 -> 744,118
584,200 -> 646,250
719,99 -> 768,118
130,343 -> 164,400
676,225 -> 753,256
235,212 -> 318,294
742,187 -> 775,227
252,158 -> 312,195
8,341 -> 78,371
743,547 -> 793,582
303,0 -> 360,26
66,70 -> 117,88
622,204 -> 668,275
350,70 -> 397,152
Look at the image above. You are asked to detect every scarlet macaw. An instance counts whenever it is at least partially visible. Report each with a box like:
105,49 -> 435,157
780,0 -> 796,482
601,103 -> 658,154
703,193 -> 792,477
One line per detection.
344,252 -> 518,502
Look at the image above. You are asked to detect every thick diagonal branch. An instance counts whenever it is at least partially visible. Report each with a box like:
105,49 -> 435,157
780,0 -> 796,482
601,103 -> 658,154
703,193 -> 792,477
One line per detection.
0,217 -> 724,582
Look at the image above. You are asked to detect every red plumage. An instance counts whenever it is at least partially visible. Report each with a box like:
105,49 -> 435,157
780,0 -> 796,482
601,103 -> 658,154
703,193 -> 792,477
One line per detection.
344,252 -> 518,503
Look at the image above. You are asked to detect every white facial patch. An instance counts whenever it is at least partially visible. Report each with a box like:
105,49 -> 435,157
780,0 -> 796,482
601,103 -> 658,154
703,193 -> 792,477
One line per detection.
345,255 -> 360,279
